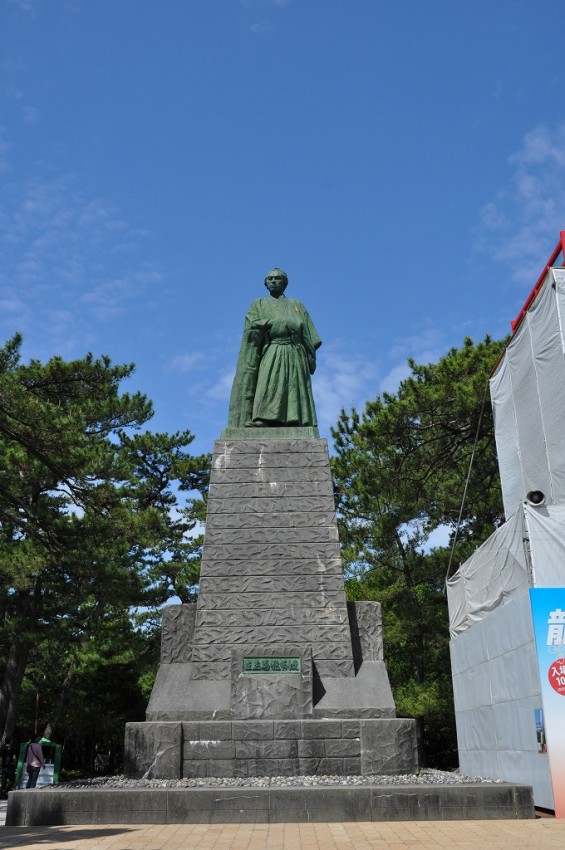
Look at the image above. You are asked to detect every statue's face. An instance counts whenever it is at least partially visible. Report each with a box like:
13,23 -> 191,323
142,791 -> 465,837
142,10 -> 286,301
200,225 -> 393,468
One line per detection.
264,270 -> 288,298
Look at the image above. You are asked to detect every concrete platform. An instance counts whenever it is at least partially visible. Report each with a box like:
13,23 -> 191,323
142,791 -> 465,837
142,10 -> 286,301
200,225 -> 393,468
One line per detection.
6,782 -> 534,825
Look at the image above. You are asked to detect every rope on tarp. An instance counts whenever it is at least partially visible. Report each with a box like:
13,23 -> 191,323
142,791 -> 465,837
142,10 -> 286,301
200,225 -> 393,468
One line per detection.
445,379 -> 490,585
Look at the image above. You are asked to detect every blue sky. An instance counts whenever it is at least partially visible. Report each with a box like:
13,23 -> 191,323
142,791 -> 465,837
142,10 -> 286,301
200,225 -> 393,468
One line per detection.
1,0 -> 564,456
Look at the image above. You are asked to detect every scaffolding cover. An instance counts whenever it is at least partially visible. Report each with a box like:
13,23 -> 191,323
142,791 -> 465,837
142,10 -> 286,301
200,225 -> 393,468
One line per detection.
447,503 -> 565,636
526,502 -> 565,586
490,269 -> 565,519
446,510 -> 529,637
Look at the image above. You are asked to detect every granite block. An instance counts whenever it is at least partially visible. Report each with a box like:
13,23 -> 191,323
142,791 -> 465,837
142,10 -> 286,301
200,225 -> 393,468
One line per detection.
206,496 -> 336,514
196,606 -> 347,628
204,526 -> 339,545
232,721 -> 274,740
147,709 -> 233,721
194,591 -> 345,610
301,720 -> 342,739
198,558 -> 343,578
246,758 -> 300,777
296,758 -> 348,776
209,470 -> 332,487
325,738 -> 361,757
360,719 -> 419,775
184,740 -> 236,759
145,662 -> 230,715
269,786 -> 372,821
192,643 -> 353,665
206,511 -> 337,529
202,542 -> 341,560
312,706 -> 394,719
199,575 -> 346,596
181,722 -> 200,741
298,739 -> 326,758
182,760 -> 208,779
341,720 -> 361,738
161,605 -> 196,663
212,451 -> 328,470
313,660 -> 395,714
313,658 -> 355,677
367,786 -> 518,820
123,722 -> 182,779
197,721 -> 232,740
214,439 -> 328,453
234,740 -> 298,759
206,759 -> 248,778
190,661 -> 231,680
195,624 -> 351,646
348,601 -> 383,663
273,721 -> 303,739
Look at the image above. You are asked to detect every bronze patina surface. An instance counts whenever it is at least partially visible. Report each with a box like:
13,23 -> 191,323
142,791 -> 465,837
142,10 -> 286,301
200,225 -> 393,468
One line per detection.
228,269 -> 321,428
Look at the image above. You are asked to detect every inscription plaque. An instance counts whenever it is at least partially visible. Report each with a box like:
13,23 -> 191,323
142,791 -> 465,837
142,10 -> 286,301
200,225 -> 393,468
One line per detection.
242,656 -> 302,674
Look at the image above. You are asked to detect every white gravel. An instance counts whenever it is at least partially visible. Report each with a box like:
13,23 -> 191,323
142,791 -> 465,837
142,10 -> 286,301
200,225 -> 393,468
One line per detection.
45,770 -> 503,790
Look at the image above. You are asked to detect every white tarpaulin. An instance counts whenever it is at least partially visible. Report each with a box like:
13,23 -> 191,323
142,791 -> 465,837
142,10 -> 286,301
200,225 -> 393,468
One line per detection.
490,269 -> 565,520
446,510 -> 530,637
447,503 -> 565,636
524,502 -> 565,586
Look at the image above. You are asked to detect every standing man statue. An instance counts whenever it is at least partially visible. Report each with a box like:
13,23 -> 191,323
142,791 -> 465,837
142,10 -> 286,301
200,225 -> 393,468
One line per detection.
228,268 -> 321,428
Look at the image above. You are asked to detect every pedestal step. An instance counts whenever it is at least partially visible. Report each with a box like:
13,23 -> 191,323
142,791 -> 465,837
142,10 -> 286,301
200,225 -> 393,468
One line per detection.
6,783 -> 535,825
124,718 -> 419,779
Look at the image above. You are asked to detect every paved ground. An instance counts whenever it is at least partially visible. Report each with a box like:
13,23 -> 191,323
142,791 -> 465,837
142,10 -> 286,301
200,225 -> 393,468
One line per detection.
0,819 -> 564,849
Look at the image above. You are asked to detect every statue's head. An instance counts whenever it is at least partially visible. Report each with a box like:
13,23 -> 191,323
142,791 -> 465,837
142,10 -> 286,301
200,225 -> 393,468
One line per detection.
264,268 -> 288,298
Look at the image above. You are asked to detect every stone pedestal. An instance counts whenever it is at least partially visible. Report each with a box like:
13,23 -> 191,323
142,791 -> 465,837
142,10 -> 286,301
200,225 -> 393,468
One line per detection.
125,436 -> 419,778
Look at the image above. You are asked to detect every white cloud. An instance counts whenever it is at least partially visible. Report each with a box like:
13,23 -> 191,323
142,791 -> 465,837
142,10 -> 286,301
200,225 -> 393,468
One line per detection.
0,128 -> 11,173
9,0 -> 38,14
0,172 -> 162,351
80,278 -> 134,320
314,346 -> 379,434
313,327 -> 448,435
250,20 -> 274,34
475,122 -> 565,286
169,352 -> 205,373
241,0 -> 288,33
20,106 -> 39,124
379,362 -> 411,395
205,368 -> 235,401
380,328 -> 444,395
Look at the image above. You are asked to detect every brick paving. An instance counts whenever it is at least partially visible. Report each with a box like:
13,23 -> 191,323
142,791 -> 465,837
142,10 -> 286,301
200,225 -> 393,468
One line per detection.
0,820 -> 564,849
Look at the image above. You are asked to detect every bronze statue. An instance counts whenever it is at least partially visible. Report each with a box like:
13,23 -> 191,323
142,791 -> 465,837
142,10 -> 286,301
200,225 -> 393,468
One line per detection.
228,269 -> 321,427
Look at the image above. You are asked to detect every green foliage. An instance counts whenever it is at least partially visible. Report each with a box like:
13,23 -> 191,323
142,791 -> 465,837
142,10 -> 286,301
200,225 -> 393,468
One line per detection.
0,335 -> 209,764
332,336 -> 507,767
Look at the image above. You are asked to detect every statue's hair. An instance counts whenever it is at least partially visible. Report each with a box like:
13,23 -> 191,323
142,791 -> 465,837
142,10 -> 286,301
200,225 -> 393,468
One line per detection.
264,268 -> 288,285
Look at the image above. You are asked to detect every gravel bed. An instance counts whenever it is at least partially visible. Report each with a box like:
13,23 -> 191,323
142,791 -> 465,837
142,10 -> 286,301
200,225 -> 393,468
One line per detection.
44,770 -> 503,790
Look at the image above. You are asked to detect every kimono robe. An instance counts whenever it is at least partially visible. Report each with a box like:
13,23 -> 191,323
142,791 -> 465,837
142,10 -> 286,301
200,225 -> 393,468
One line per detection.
228,295 -> 321,427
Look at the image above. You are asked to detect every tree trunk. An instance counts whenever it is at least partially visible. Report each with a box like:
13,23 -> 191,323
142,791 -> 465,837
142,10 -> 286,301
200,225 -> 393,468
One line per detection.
0,636 -> 33,741
0,580 -> 43,740
43,654 -> 78,740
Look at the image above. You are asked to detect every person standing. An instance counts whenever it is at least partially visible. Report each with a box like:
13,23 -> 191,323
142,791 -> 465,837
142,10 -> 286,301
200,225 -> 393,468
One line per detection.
24,735 -> 44,789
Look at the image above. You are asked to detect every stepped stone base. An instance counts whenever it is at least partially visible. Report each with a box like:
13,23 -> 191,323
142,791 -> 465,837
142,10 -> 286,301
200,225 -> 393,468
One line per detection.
124,718 -> 418,780
125,436 -> 420,783
6,783 -> 535,825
